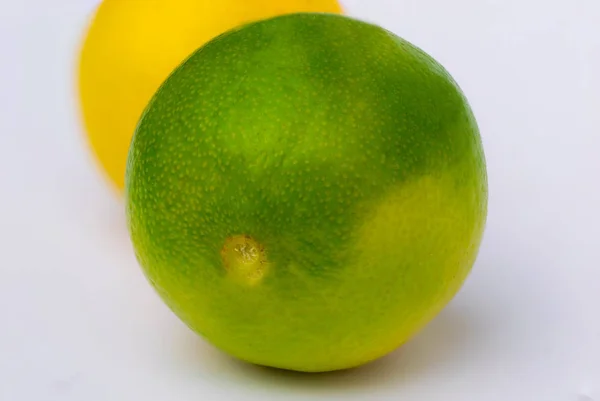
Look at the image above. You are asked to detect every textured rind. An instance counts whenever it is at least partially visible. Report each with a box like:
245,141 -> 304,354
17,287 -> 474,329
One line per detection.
126,13 -> 488,372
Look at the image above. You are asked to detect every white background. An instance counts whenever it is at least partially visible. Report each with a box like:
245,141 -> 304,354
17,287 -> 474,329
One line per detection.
1,0 -> 599,400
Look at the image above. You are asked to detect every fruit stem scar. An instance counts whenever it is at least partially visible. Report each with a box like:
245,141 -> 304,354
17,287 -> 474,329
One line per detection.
220,235 -> 268,285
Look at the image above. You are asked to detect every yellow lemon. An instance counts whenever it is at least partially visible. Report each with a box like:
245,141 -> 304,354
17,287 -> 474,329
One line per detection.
78,0 -> 343,191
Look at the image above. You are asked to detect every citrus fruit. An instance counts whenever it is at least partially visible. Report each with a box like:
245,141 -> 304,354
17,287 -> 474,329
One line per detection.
77,0 -> 343,191
126,13 -> 488,372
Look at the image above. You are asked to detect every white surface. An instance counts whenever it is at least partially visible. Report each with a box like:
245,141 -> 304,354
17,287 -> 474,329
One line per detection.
1,0 -> 599,400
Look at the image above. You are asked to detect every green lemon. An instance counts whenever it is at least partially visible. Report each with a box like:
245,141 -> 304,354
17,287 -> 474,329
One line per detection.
126,13 -> 488,372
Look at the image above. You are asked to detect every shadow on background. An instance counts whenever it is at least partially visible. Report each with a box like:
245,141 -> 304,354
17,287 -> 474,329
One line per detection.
170,303 -> 488,394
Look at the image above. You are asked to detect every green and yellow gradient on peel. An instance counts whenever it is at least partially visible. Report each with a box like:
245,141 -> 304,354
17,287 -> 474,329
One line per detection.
126,13 -> 488,372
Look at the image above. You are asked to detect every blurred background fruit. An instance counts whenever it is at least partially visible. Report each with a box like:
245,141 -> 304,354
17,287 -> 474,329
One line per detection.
78,0 -> 343,192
